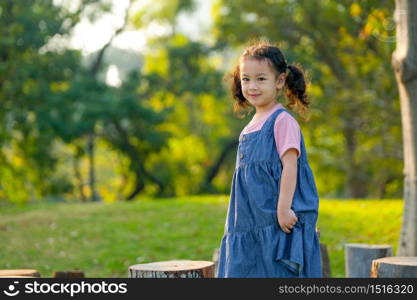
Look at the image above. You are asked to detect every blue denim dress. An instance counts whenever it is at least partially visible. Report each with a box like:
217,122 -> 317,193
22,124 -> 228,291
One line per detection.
216,108 -> 322,278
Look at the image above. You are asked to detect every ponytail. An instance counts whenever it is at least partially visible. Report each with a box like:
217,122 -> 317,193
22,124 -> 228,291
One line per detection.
284,63 -> 311,121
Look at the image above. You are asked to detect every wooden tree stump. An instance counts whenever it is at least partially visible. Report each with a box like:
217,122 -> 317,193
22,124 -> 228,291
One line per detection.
345,243 -> 393,277
0,269 -> 40,277
320,243 -> 331,277
315,227 -> 332,277
371,256 -> 417,278
53,271 -> 85,278
129,260 -> 214,278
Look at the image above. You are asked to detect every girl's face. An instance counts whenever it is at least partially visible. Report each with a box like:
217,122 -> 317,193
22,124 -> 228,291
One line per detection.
239,58 -> 286,110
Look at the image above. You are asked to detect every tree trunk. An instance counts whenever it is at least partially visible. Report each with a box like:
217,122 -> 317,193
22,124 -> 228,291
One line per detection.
73,150 -> 87,202
392,0 -> 417,256
344,123 -> 367,198
128,260 -> 214,278
111,120 -> 165,199
126,177 -> 145,200
199,139 -> 238,193
87,133 -> 100,202
124,153 -> 165,200
83,1 -> 132,203
377,175 -> 396,199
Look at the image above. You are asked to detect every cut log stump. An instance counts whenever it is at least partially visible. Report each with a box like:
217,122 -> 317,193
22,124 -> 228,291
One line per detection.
129,260 -> 214,278
315,227 -> 332,277
0,269 -> 41,277
320,243 -> 331,277
345,243 -> 393,277
53,271 -> 85,278
371,256 -> 417,278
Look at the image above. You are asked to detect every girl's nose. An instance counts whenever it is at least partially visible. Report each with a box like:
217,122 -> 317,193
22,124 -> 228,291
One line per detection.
248,81 -> 258,90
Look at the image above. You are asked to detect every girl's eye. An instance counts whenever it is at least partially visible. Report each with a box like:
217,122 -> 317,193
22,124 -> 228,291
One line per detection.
241,78 -> 249,82
258,77 -> 266,81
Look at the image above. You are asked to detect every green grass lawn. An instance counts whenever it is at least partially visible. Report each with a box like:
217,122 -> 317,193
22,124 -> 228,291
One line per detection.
0,196 -> 403,277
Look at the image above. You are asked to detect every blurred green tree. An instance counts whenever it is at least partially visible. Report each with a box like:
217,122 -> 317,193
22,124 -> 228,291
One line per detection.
0,0 -> 93,203
0,0 -> 404,203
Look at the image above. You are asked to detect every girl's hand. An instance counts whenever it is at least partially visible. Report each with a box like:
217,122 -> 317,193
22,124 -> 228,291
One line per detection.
277,208 -> 298,233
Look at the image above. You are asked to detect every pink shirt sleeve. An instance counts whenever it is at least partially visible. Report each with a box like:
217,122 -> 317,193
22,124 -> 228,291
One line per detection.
274,112 -> 301,159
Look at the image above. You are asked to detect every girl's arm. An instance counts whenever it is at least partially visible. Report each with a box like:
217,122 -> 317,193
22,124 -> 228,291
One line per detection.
277,148 -> 299,233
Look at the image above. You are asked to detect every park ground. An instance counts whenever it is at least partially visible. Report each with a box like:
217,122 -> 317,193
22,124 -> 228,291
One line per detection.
0,196 -> 402,277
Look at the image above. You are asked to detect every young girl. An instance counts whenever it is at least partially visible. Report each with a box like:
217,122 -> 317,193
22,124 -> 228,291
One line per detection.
216,41 -> 322,278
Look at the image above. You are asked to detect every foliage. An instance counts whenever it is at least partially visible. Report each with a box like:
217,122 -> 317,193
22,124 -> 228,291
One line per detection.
0,0 -> 405,203
135,34 -> 233,196
0,0 -> 88,203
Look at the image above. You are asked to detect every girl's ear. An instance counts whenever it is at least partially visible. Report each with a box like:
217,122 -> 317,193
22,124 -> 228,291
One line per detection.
276,73 -> 286,89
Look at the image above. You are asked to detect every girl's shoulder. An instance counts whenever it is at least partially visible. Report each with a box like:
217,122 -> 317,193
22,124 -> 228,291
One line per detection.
275,109 -> 300,129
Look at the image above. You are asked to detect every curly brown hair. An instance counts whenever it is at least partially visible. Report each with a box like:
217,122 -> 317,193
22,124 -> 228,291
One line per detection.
225,40 -> 311,121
